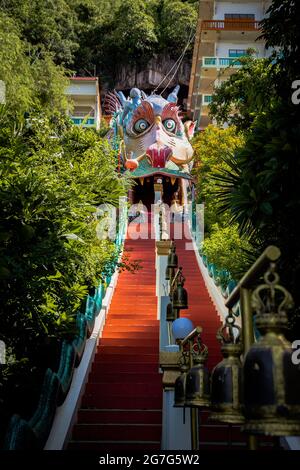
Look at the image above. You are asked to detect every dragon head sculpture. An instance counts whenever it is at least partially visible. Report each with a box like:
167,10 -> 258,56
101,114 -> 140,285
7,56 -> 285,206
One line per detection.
105,86 -> 196,175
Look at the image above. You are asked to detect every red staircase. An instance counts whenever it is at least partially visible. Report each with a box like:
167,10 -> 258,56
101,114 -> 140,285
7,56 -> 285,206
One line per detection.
69,220 -> 162,451
69,218 -> 274,451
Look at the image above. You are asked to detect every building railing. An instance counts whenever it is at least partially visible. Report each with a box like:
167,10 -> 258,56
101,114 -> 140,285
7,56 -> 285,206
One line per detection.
202,57 -> 242,68
71,117 -> 95,126
202,19 -> 260,31
72,111 -> 95,117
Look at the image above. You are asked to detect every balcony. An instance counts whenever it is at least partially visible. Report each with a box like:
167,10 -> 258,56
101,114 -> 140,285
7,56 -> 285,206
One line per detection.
202,57 -> 242,68
202,19 -> 260,31
71,117 -> 95,126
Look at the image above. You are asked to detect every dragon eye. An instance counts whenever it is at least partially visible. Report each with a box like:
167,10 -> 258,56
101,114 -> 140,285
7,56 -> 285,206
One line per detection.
163,119 -> 176,133
134,119 -> 150,133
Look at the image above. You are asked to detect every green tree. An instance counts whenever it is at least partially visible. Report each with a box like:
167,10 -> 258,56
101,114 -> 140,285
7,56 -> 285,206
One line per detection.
0,13 -> 34,113
207,0 -> 300,335
0,108 -> 132,438
192,125 -> 249,281
209,57 -> 278,131
260,0 -> 300,93
192,125 -> 244,233
0,0 -> 78,65
104,0 -> 158,68
0,12 -> 69,115
212,100 -> 300,321
0,109 -> 130,361
160,0 -> 198,57
201,224 -> 251,281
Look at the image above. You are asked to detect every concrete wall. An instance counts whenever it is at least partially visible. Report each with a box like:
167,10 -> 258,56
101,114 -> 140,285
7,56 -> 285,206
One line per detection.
216,41 -> 266,56
214,1 -> 264,20
67,82 -> 97,96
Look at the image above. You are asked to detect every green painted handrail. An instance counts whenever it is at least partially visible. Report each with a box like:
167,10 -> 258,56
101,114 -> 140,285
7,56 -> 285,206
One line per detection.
4,369 -> 60,449
29,370 -> 60,446
56,342 -> 76,405
4,415 -> 38,450
73,313 -> 88,366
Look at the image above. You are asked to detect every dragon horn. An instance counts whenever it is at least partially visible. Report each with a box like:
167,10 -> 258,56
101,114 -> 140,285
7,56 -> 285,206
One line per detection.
167,85 -> 180,103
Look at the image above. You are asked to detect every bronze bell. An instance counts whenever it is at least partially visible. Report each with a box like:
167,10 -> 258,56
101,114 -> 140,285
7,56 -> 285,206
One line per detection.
167,245 -> 178,269
185,342 -> 211,408
173,281 -> 188,310
210,314 -> 245,424
243,264 -> 300,436
166,302 -> 179,322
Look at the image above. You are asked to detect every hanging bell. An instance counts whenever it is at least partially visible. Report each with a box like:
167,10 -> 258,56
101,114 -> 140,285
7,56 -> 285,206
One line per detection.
210,316 -> 245,424
167,245 -> 178,269
173,282 -> 188,310
185,342 -> 210,408
243,263 -> 300,436
166,302 -> 180,322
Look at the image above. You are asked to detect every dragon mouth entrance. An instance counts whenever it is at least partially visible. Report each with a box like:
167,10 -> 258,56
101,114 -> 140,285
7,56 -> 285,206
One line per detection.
131,175 -> 183,210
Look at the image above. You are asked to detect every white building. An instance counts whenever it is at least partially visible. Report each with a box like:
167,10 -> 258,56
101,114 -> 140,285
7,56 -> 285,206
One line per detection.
66,77 -> 101,130
187,0 -> 272,130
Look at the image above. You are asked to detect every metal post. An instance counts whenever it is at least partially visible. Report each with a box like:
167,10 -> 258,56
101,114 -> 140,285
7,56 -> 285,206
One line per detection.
189,339 -> 199,450
190,409 -> 199,450
240,287 -> 257,450
240,288 -> 255,353
224,246 -> 281,451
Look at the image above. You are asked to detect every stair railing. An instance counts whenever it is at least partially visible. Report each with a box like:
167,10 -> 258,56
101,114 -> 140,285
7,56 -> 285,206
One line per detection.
225,245 -> 280,352
174,244 -> 300,450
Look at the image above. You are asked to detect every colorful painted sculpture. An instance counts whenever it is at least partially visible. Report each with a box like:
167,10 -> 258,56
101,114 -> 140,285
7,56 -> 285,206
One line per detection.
105,86 -> 196,208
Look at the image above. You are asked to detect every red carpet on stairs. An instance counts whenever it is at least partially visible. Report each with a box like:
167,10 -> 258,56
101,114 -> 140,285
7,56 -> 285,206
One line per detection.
69,218 -> 162,451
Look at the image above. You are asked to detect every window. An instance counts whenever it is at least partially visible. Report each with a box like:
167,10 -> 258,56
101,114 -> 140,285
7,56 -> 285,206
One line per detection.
229,49 -> 247,58
225,14 -> 255,20
203,95 -> 213,105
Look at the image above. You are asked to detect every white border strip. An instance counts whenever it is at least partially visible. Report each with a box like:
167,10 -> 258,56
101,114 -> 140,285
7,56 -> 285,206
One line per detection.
187,224 -> 229,324
45,239 -> 125,450
281,436 -> 300,450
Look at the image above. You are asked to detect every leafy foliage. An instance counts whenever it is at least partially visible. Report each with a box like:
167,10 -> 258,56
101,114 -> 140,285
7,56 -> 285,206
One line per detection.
1,0 -> 198,86
159,1 -> 198,58
201,224 -> 251,281
0,12 -> 69,115
212,100 -> 300,307
0,0 -> 79,65
0,108 -> 130,360
204,2 -> 300,337
71,0 -> 198,80
260,0 -> 300,94
209,57 -> 279,131
192,125 -> 244,234
192,125 -> 248,280
102,0 -> 158,68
